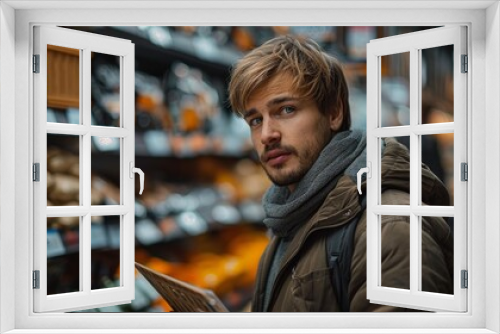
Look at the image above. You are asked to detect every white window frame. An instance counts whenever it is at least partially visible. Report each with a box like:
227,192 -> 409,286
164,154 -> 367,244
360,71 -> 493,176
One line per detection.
33,26 -> 136,313
365,26 -> 467,312
1,1 -> 499,333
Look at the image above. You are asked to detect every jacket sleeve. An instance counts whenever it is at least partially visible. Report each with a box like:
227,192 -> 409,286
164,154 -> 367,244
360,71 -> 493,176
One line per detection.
348,211 -> 453,312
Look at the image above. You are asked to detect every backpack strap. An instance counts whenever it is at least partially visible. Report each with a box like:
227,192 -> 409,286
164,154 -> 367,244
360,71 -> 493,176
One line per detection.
326,195 -> 366,312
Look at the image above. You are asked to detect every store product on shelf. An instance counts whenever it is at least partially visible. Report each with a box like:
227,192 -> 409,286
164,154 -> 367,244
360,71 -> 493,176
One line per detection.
47,142 -> 271,311
132,225 -> 269,312
47,147 -> 79,208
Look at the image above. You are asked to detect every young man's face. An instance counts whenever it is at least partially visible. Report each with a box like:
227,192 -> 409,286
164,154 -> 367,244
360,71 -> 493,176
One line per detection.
243,72 -> 343,191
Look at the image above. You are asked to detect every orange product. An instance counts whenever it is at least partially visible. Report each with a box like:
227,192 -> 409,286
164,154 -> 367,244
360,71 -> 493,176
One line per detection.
180,105 -> 201,132
145,257 -> 176,276
137,94 -> 156,112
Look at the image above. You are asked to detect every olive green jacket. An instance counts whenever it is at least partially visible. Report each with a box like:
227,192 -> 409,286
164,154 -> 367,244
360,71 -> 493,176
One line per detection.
251,138 -> 453,312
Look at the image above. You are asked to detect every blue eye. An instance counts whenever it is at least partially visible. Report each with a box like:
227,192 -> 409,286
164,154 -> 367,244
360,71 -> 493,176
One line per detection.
282,106 -> 295,114
249,117 -> 262,127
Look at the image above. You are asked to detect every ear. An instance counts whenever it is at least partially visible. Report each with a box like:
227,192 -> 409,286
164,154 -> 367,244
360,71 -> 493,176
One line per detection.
329,102 -> 343,132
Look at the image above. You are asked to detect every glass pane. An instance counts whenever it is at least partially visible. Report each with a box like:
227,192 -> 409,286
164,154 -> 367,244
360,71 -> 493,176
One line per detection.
381,52 -> 410,127
47,45 -> 80,124
381,136 -> 410,204
380,215 -> 409,290
47,134 -> 80,206
91,52 -> 121,127
420,215 -> 454,295
421,134 -> 454,206
47,216 -> 80,295
91,136 -> 121,205
91,216 -> 121,290
421,45 -> 454,124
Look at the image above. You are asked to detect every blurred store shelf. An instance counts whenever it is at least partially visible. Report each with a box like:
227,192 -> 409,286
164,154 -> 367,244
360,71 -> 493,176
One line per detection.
47,25 -> 452,312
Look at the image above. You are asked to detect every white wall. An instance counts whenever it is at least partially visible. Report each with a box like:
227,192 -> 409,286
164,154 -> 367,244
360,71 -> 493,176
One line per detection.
0,2 -> 16,333
486,2 -> 500,333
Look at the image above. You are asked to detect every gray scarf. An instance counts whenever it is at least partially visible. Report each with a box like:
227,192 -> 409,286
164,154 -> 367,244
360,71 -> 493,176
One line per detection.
262,130 -> 366,237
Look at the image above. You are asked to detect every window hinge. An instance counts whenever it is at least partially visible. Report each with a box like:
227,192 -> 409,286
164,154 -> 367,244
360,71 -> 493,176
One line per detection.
33,163 -> 40,182
461,54 -> 468,73
461,162 -> 468,181
33,270 -> 40,289
33,54 -> 40,73
461,270 -> 468,289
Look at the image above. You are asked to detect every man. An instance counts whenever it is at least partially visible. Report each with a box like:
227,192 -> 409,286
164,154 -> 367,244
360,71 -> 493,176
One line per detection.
228,35 -> 453,312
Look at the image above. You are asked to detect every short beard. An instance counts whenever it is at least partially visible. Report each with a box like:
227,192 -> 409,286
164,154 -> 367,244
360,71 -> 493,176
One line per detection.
262,148 -> 313,187
261,130 -> 332,188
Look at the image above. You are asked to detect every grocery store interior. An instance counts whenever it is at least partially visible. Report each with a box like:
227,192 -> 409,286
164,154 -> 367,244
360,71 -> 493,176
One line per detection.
45,26 -> 454,312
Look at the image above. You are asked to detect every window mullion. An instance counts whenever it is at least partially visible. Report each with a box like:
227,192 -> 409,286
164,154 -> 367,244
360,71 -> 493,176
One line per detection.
89,126 -> 129,138
81,214 -> 91,293
122,50 -> 135,291
46,123 -> 88,135
90,205 -> 129,216
409,48 -> 420,295
365,46 -> 380,298
416,48 -> 424,293
373,124 -> 454,139
82,48 -> 92,294
412,123 -> 454,135
453,27 -> 468,311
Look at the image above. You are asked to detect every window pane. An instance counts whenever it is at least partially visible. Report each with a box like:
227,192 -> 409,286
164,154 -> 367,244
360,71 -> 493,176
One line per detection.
420,215 -> 454,295
91,136 -> 121,205
91,216 -> 121,290
421,45 -> 454,124
47,216 -> 80,295
47,45 -> 80,124
380,215 -> 410,290
381,136 -> 410,204
421,134 -> 454,206
381,52 -> 410,127
91,52 -> 121,127
47,134 -> 80,206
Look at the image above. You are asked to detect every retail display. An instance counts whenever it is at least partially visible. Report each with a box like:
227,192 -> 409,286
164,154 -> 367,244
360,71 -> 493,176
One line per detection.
46,25 -> 454,312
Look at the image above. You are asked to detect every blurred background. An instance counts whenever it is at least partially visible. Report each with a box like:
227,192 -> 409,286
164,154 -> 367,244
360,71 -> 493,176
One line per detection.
44,26 -> 454,312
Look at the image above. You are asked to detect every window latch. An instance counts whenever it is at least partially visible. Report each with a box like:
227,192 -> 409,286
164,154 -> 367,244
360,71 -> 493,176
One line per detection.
357,162 -> 371,195
129,162 -> 144,195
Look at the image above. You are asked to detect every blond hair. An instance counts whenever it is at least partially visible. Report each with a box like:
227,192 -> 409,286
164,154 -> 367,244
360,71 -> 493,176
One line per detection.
228,35 -> 351,131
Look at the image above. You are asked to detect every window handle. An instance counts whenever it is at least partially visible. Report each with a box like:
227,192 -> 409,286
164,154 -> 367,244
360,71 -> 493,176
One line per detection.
357,162 -> 371,195
129,162 -> 144,195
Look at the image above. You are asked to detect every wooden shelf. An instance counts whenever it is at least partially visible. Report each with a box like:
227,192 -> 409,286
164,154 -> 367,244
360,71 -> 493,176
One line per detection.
47,44 -> 80,109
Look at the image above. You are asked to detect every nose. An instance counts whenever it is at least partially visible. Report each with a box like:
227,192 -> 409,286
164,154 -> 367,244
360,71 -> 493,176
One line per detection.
260,118 -> 281,146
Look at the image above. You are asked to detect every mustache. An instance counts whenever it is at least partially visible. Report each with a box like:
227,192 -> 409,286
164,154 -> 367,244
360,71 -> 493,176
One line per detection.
260,144 -> 297,163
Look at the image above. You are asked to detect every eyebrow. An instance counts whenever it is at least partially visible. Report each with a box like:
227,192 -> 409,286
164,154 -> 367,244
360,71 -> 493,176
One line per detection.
242,108 -> 257,121
242,96 -> 299,120
267,96 -> 299,108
